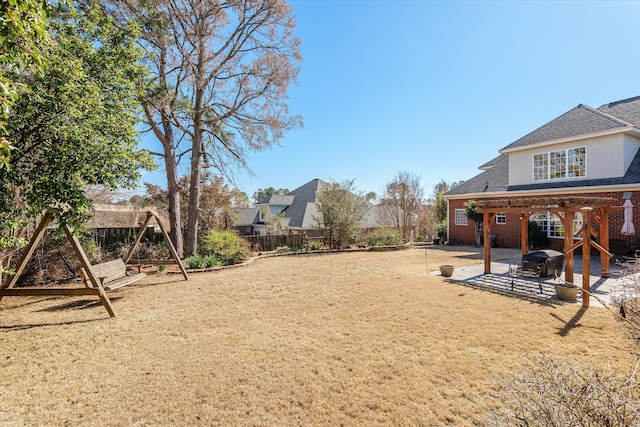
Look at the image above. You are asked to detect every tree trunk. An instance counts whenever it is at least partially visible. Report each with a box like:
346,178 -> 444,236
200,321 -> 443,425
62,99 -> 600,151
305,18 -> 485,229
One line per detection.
184,80 -> 205,257
185,142 -> 201,256
164,146 -> 183,259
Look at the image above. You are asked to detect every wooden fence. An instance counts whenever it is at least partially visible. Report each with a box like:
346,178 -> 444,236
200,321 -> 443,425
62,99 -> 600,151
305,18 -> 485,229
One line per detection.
244,234 -> 307,252
93,227 -> 164,247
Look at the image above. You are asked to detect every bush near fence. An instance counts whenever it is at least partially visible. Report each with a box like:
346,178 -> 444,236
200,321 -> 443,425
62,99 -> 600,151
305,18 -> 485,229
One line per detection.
244,234 -> 307,252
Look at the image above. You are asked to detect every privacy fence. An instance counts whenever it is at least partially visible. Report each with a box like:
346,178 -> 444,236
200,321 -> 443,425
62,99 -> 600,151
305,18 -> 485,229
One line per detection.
244,234 -> 307,252
93,227 -> 164,247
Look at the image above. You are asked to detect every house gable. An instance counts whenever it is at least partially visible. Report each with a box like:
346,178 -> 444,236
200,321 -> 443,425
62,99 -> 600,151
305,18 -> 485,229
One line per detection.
234,179 -> 328,233
444,95 -> 640,249
449,96 -> 640,198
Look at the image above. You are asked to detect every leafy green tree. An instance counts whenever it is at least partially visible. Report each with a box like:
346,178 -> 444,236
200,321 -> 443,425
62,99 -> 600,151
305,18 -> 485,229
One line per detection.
314,179 -> 369,247
252,187 -> 290,205
432,180 -> 455,224
0,0 -> 49,162
464,200 -> 484,246
0,2 -> 155,236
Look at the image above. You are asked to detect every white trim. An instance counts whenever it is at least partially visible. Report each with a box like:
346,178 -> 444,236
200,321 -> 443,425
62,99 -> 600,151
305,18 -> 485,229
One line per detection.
532,146 -> 587,182
454,209 -> 468,226
445,183 -> 640,201
499,126 -> 640,154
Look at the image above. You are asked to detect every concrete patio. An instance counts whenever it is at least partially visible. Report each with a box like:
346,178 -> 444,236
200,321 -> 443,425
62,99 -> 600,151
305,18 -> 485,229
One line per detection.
432,255 -> 640,308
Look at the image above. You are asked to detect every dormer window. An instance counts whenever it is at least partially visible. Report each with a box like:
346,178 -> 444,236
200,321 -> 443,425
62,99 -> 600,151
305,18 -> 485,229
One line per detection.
533,147 -> 586,181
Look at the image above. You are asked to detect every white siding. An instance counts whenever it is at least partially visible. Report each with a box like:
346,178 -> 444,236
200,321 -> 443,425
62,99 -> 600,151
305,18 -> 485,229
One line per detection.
507,133 -> 640,186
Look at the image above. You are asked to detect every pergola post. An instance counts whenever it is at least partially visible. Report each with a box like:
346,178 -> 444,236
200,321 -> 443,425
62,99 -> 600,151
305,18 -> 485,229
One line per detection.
581,207 -> 592,308
484,212 -> 491,274
595,208 -> 610,278
563,211 -> 575,285
475,196 -> 617,306
520,213 -> 531,256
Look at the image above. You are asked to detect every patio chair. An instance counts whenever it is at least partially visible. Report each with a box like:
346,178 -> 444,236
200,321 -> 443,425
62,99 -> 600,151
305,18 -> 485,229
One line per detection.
508,261 -> 543,293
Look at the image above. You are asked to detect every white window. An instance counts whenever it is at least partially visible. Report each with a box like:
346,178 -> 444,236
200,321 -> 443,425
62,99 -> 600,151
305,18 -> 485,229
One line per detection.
530,212 -> 583,238
568,147 -> 586,177
454,209 -> 468,226
496,212 -> 506,224
533,147 -> 586,181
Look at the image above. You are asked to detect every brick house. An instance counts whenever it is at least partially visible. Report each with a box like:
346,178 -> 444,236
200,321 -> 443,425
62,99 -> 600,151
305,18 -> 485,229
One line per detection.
445,95 -> 640,253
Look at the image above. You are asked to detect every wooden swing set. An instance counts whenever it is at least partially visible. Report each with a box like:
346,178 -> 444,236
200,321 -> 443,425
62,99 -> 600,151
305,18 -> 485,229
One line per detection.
0,208 -> 189,317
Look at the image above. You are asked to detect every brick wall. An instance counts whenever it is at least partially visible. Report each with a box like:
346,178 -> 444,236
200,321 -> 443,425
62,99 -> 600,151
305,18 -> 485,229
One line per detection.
447,191 -> 640,249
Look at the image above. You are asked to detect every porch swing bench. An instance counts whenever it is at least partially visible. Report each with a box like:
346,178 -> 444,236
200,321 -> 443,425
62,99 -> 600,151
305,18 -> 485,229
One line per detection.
80,258 -> 146,291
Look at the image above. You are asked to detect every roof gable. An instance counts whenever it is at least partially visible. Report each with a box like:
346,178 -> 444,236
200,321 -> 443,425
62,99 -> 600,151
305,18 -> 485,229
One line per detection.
284,179 -> 327,228
501,104 -> 632,151
258,194 -> 295,206
445,156 -> 509,196
597,96 -> 640,126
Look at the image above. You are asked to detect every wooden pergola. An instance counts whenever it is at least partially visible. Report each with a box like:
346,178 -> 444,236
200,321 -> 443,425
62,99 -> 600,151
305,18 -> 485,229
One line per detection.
475,196 -> 619,307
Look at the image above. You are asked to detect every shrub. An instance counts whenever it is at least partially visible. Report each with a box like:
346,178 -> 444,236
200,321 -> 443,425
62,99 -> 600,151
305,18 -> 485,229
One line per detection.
490,353 -> 640,426
528,220 -> 549,249
203,255 -> 218,268
367,228 -> 403,247
186,255 -> 204,269
201,230 -> 249,266
157,264 -> 167,272
309,241 -> 321,251
436,221 -> 447,242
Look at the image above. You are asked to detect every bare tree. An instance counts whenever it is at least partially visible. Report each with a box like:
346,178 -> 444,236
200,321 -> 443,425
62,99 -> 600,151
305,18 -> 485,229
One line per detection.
377,171 -> 424,242
103,0 -> 302,256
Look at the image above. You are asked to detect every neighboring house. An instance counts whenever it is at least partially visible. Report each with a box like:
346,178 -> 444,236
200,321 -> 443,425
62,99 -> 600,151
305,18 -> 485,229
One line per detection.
233,179 -> 327,237
87,204 -> 170,245
233,178 -> 382,237
445,95 -> 640,251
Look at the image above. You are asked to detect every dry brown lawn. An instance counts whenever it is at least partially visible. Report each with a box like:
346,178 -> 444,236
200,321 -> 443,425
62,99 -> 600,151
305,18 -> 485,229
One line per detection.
0,246 -> 638,426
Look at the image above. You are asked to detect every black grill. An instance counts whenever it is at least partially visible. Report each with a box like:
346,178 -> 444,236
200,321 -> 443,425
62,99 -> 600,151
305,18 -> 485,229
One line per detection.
522,249 -> 565,277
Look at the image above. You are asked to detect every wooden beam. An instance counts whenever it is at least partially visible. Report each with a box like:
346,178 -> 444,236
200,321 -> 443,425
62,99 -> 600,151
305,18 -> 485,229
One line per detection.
599,207 -> 610,278
563,211 -> 575,285
124,211 -> 189,281
581,208 -> 592,308
483,212 -> 492,274
520,214 -> 531,256
0,288 -> 101,297
0,209 -> 116,317
63,224 -> 115,317
3,208 -> 58,291
123,212 -> 154,264
152,211 -> 189,281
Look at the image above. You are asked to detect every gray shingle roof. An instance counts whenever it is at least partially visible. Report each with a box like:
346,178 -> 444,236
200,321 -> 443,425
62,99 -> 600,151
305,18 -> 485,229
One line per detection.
284,179 -> 327,228
479,154 -> 507,170
447,96 -> 640,197
445,155 -> 509,196
233,207 -> 259,226
597,96 -> 640,125
501,104 -> 633,151
260,194 -> 295,206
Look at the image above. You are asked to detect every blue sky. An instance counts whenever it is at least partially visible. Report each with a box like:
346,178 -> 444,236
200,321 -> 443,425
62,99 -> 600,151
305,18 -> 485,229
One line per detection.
138,0 -> 640,201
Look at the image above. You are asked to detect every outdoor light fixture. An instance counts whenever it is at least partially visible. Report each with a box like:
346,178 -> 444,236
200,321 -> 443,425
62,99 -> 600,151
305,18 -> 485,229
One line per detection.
623,192 -> 632,200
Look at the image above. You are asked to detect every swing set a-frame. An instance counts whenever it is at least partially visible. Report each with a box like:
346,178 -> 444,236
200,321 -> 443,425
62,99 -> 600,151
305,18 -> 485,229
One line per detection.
0,208 -> 189,317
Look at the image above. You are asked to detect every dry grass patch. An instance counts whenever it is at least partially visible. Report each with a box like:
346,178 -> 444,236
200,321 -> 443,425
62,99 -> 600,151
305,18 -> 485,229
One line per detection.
0,246 -> 637,426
